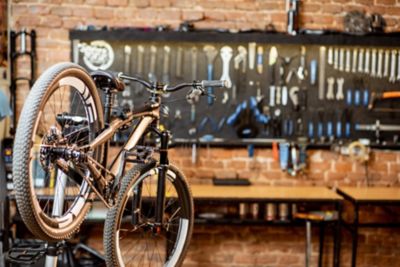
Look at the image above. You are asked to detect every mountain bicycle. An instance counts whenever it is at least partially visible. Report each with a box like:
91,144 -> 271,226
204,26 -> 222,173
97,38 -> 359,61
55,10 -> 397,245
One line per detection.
12,62 -> 226,266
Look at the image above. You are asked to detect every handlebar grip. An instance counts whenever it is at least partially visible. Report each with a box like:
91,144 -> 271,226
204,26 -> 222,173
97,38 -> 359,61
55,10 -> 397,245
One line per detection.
201,80 -> 227,88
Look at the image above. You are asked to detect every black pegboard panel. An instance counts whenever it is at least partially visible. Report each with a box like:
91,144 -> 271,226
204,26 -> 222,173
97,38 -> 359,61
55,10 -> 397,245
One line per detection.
70,29 -> 400,148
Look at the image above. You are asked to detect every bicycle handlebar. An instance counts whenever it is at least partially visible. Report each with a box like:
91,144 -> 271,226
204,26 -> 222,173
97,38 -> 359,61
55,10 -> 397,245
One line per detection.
118,73 -> 227,94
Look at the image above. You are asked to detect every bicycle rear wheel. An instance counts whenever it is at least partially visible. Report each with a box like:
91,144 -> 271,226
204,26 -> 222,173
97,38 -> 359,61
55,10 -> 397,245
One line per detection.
104,162 -> 194,267
13,62 -> 104,241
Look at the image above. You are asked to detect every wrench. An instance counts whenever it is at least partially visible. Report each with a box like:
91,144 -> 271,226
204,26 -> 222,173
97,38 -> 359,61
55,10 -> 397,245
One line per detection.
336,77 -> 344,100
358,48 -> 364,73
248,42 -> 256,70
176,46 -> 183,79
339,48 -> 344,71
162,45 -> 171,97
389,49 -> 397,83
282,86 -> 288,106
371,49 -> 377,77
220,46 -> 233,88
377,49 -> 383,78
326,77 -> 335,100
345,48 -> 351,72
234,46 -> 247,72
135,45 -> 145,95
383,49 -> 390,77
122,45 -> 131,98
364,48 -> 370,74
397,49 -> 400,81
204,45 -> 218,105
191,46 -> 198,81
333,47 -> 339,70
352,48 -> 358,73
327,47 -> 333,65
319,46 -> 326,100
148,45 -> 157,82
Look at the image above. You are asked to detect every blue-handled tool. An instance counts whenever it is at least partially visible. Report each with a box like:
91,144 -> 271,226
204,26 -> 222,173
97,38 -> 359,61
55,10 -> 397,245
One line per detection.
336,121 -> 342,138
308,121 -> 314,139
203,45 -> 218,106
346,89 -> 352,106
279,142 -> 290,171
354,90 -> 361,106
363,89 -> 369,107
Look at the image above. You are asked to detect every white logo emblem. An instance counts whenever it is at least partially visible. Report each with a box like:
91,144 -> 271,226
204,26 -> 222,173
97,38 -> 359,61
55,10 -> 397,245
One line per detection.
78,40 -> 114,70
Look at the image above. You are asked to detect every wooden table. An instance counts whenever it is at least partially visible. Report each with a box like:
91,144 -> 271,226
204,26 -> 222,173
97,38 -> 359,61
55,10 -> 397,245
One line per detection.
337,187 -> 400,267
191,185 -> 343,267
191,185 -> 342,202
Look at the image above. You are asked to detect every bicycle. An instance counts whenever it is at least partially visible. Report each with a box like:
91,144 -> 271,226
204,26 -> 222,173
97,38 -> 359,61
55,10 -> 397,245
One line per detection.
12,62 -> 226,266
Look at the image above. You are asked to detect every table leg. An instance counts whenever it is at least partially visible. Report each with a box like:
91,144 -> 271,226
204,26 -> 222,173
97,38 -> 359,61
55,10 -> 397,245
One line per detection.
351,203 -> 359,267
318,222 -> 325,267
306,220 -> 312,267
333,201 -> 342,267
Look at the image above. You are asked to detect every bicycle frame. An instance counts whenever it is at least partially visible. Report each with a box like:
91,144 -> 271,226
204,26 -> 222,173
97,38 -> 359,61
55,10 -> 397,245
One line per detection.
84,90 -> 170,224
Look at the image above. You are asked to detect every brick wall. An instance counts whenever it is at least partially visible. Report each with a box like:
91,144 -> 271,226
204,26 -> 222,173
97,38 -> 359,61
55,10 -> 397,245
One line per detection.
10,0 -> 400,266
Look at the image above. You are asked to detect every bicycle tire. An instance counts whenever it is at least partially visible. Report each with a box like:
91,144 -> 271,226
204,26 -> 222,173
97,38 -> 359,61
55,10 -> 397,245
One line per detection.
13,62 -> 104,241
104,161 -> 194,267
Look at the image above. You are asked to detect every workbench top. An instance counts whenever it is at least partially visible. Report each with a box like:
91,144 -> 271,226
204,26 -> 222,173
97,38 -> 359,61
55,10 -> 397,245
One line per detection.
337,187 -> 400,203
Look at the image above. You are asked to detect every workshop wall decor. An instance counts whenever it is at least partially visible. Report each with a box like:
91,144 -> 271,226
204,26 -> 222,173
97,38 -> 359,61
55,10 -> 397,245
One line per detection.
70,29 -> 400,150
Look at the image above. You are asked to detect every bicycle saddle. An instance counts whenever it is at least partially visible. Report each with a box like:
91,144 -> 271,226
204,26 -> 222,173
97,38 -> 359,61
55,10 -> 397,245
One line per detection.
91,70 -> 125,92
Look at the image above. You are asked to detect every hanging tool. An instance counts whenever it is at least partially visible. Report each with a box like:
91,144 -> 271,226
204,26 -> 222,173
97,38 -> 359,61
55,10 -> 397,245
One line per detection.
191,46 -> 198,81
389,49 -> 397,83
135,45 -> 145,95
204,45 -> 218,105
176,46 -> 184,79
326,77 -> 335,100
317,111 -> 325,143
220,46 -> 233,89
397,50 -> 400,81
377,49 -> 384,78
233,46 -> 247,104
383,49 -> 390,77
339,48 -> 345,71
279,142 -> 290,171
345,48 -> 351,72
333,47 -> 339,70
269,46 -> 278,107
297,46 -> 307,81
319,46 -> 326,100
148,45 -> 157,82
257,46 -> 264,74
352,48 -> 358,73
336,77 -> 344,100
289,86 -> 299,109
358,48 -> 364,73
248,42 -> 256,70
354,90 -> 361,106
327,47 -> 333,65
356,120 -> 400,143
308,120 -> 314,141
364,48 -> 370,74
162,45 -> 171,97
363,89 -> 369,107
346,89 -> 352,106
310,60 -> 317,85
368,91 -> 400,111
371,48 -> 377,77
122,45 -> 132,98
286,0 -> 299,35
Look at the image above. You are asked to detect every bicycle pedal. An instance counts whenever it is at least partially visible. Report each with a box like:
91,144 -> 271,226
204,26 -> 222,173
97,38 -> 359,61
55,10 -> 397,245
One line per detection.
6,241 -> 46,265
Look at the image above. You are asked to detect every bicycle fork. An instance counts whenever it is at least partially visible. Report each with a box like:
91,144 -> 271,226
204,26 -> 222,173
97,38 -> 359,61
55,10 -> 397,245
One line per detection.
131,129 -> 170,228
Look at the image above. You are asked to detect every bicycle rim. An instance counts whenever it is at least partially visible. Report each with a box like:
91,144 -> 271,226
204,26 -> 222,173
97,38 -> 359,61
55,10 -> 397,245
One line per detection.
29,76 -> 99,230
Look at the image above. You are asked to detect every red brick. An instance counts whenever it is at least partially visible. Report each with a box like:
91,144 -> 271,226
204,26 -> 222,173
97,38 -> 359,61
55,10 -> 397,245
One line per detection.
72,6 -> 94,17
107,0 -> 128,6
86,0 -> 106,5
150,0 -> 171,7
51,6 -> 72,16
182,10 -> 204,21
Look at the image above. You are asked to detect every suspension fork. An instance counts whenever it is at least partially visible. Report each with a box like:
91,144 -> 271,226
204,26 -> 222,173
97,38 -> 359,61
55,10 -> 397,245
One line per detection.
156,130 -> 170,224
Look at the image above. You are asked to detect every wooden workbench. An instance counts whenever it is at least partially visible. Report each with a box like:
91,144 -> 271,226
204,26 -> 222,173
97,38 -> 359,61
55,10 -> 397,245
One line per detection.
337,186 -> 400,267
191,185 -> 342,202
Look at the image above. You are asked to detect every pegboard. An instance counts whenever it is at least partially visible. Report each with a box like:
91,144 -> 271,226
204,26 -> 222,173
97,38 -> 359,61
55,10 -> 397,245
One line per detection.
70,30 -> 400,148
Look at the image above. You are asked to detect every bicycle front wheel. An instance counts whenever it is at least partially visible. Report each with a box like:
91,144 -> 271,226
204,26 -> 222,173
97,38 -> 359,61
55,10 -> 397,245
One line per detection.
13,62 -> 104,241
104,162 -> 194,267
